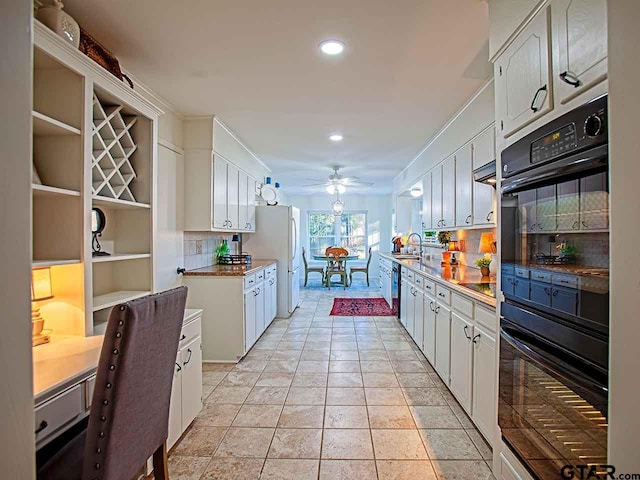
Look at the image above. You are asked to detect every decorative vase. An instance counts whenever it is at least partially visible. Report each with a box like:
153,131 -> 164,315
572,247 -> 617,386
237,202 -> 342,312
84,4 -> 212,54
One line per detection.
37,1 -> 81,49
441,251 -> 452,266
480,266 -> 490,277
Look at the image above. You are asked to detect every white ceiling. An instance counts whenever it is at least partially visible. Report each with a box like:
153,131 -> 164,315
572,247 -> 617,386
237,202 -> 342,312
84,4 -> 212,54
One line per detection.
63,0 -> 491,195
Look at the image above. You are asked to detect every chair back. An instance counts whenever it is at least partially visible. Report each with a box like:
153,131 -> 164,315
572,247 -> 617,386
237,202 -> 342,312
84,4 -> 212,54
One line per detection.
82,287 -> 188,480
302,247 -> 309,268
326,247 -> 349,270
366,247 -> 373,268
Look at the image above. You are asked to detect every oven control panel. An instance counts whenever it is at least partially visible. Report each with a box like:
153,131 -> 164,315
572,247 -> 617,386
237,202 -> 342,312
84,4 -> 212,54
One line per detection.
531,123 -> 578,164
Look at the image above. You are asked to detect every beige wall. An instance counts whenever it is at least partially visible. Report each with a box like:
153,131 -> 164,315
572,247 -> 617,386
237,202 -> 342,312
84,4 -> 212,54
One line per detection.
0,1 -> 35,477
607,1 -> 640,471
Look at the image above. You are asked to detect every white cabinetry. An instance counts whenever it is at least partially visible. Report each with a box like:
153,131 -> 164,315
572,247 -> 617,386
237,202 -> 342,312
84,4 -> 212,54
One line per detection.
167,311 -> 203,449
212,156 -> 230,229
441,156 -> 456,228
394,195 -> 413,234
472,322 -> 496,442
552,0 -> 607,106
422,290 -> 436,364
495,5 -> 552,138
243,283 -> 257,351
450,311 -> 474,412
421,173 -> 432,230
431,166 -> 443,229
472,127 -> 496,226
455,145 -> 473,227
434,301 -> 452,382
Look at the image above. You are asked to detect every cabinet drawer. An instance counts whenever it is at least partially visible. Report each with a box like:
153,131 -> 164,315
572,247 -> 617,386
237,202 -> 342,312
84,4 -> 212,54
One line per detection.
256,269 -> 265,281
451,293 -> 473,318
475,305 -> 496,333
422,279 -> 436,295
435,285 -> 451,305
406,270 -> 415,282
35,384 -> 83,443
501,264 -> 515,275
85,375 -> 96,411
180,315 -> 202,347
514,267 -> 529,278
244,274 -> 256,289
413,274 -> 423,288
552,273 -> 579,289
530,270 -> 551,283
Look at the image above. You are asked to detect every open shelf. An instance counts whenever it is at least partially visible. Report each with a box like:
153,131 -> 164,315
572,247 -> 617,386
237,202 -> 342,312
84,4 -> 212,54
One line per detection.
32,259 -> 81,268
33,111 -> 81,136
32,184 -> 81,198
92,290 -> 151,312
92,195 -> 150,210
92,253 -> 150,263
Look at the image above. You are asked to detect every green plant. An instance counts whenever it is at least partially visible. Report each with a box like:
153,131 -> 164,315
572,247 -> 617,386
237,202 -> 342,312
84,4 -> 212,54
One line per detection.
215,239 -> 230,262
437,230 -> 451,246
558,242 -> 578,256
475,255 -> 492,268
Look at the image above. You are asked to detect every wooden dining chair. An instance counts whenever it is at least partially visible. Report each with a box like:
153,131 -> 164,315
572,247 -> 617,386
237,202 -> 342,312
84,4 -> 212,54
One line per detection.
37,286 -> 188,480
325,247 -> 349,289
350,247 -> 373,286
302,247 -> 324,286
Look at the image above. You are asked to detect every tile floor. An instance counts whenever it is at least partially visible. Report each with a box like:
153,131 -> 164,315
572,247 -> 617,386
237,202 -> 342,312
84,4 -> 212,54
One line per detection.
165,281 -> 495,479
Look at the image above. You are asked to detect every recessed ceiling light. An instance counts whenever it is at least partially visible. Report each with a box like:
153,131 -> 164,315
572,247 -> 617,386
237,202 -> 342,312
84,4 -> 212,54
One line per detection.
329,134 -> 343,142
320,40 -> 345,55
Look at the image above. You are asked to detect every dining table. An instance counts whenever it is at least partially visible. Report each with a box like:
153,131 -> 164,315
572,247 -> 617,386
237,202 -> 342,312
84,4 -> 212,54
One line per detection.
312,253 -> 360,287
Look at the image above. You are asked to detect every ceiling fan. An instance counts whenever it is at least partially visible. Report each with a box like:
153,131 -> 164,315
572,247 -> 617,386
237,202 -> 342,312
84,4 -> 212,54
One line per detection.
302,166 -> 374,194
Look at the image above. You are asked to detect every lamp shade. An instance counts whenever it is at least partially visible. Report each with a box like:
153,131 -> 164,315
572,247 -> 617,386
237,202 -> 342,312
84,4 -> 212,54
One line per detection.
32,268 -> 53,301
448,240 -> 460,252
478,233 -> 497,254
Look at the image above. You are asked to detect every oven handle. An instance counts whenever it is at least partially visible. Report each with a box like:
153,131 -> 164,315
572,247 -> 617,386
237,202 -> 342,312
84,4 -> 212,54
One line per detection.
501,324 -> 607,395
501,144 -> 608,194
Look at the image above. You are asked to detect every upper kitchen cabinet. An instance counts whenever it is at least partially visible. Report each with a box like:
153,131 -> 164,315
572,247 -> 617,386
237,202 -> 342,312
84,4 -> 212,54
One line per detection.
552,0 -> 607,106
455,145 -> 473,227
495,5 -> 553,138
441,155 -> 456,228
394,194 -> 413,234
472,127 -> 496,226
421,173 -> 432,231
184,117 -> 257,232
431,165 -> 443,229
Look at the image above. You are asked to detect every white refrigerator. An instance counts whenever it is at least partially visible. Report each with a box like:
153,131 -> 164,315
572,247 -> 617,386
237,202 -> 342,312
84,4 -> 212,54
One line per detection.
243,205 -> 301,317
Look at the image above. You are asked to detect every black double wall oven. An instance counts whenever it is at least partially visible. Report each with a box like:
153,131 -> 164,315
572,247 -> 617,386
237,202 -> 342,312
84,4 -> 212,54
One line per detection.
499,95 -> 609,480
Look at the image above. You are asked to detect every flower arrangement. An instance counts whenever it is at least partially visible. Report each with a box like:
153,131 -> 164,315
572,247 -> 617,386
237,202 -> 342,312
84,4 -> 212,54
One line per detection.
437,230 -> 452,247
475,253 -> 492,268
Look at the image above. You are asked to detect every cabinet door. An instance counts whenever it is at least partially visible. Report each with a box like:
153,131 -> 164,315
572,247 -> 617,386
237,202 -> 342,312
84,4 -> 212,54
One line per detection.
431,166 -> 443,229
212,157 -> 228,229
455,145 -> 473,227
513,278 -> 530,301
400,279 -> 410,328
472,325 -> 496,443
244,289 -> 257,352
553,0 -> 607,105
536,185 -> 557,232
580,172 -> 608,230
226,163 -> 239,230
557,180 -> 580,231
256,283 -> 266,337
434,303 -> 451,383
238,170 -> 248,231
407,286 -> 416,339
270,276 -> 277,322
413,289 -> 424,350
551,285 -> 579,316
519,190 -> 537,233
502,274 -> 516,296
181,336 -> 203,429
495,6 -> 552,138
264,278 -> 272,329
422,293 -> 436,363
421,173 -> 432,231
441,156 -> 456,228
473,181 -> 495,226
395,196 -> 412,234
450,312 -> 473,412
247,177 -> 257,231
530,281 -> 552,308
167,353 -> 182,448
472,127 -> 495,170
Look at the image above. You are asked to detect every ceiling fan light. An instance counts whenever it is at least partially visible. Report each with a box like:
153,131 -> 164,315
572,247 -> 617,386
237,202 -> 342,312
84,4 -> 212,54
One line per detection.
332,197 -> 345,216
336,184 -> 346,194
326,184 -> 346,195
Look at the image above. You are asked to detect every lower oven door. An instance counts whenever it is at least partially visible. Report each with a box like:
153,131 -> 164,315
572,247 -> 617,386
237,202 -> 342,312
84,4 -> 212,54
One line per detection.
498,318 -> 608,480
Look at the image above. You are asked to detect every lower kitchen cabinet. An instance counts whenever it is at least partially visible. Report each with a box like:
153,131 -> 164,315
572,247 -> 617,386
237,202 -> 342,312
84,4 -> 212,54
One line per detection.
400,278 -> 410,329
184,262 -> 277,362
167,310 -> 203,449
434,302 -> 452,383
472,322 -> 496,442
450,311 -> 474,412
413,286 -> 425,350
422,291 -> 436,364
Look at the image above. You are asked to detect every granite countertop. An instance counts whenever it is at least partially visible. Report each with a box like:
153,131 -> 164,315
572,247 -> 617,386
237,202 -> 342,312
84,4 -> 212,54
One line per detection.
33,309 -> 203,405
379,252 -> 497,308
183,259 -> 278,277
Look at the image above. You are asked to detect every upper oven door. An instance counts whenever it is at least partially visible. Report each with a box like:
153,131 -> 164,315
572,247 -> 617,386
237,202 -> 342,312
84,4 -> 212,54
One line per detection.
500,149 -> 609,335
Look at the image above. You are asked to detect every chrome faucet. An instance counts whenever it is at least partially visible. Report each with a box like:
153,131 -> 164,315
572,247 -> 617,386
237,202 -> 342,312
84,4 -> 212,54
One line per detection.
407,232 -> 424,263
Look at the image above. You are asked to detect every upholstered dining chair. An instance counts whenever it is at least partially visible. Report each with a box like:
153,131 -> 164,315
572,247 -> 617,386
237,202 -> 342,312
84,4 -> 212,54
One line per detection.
325,247 -> 349,289
302,247 -> 324,286
37,286 -> 188,480
350,247 -> 373,286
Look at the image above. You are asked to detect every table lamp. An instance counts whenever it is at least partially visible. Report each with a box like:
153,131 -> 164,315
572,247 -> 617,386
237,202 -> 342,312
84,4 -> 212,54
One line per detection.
478,233 -> 497,277
448,240 -> 460,265
32,267 -> 53,346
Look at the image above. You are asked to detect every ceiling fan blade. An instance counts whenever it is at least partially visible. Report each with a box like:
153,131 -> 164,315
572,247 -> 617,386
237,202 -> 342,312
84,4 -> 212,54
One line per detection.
301,182 -> 330,188
346,181 -> 375,187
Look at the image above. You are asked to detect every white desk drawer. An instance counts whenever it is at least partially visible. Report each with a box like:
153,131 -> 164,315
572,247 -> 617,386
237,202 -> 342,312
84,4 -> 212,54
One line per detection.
35,384 -> 83,443
244,274 -> 256,289
85,375 -> 96,411
435,285 -> 451,305
452,293 -> 473,318
180,315 -> 202,347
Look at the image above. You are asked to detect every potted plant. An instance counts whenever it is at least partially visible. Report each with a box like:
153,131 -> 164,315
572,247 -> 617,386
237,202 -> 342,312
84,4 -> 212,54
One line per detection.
437,231 -> 452,265
215,239 -> 230,264
476,254 -> 492,277
557,242 -> 578,264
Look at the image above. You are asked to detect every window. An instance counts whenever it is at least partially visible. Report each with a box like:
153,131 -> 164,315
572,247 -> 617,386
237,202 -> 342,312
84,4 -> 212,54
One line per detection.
308,211 -> 368,259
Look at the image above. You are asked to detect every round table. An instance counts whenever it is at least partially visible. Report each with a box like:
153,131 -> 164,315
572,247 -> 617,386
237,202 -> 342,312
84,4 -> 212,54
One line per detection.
312,254 -> 360,287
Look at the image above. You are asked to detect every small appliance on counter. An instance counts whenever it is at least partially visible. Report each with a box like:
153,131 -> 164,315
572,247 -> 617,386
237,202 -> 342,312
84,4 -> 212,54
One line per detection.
392,236 -> 403,253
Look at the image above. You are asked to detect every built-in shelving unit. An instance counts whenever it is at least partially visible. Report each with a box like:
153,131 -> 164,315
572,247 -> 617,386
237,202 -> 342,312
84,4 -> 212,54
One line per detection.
31,20 -> 161,338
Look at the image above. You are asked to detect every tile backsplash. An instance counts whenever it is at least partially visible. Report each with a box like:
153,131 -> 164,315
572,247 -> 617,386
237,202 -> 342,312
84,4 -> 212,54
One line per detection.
183,232 -> 240,270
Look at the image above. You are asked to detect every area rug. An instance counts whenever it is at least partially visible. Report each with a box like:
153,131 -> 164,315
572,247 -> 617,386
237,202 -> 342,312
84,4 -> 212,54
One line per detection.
330,297 -> 398,316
